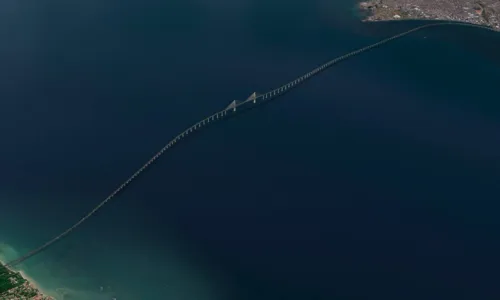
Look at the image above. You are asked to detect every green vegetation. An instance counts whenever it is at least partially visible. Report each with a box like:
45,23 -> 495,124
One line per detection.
0,263 -> 49,299
0,263 -> 25,294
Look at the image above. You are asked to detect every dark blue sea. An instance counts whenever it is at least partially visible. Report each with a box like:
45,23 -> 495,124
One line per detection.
1,0 -> 500,299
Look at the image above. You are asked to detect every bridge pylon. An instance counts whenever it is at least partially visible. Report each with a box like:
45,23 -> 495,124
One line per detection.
226,100 -> 238,112
246,92 -> 258,103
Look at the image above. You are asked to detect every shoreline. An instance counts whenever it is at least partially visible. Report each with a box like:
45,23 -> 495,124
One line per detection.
357,0 -> 500,31
0,259 -> 55,300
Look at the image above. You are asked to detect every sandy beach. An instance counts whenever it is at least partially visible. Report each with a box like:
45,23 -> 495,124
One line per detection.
0,257 -> 55,300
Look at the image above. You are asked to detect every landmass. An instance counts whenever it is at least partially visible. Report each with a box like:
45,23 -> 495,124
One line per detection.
0,263 -> 53,300
358,0 -> 500,30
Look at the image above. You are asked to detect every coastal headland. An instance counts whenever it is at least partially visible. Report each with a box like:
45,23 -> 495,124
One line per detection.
358,0 -> 500,30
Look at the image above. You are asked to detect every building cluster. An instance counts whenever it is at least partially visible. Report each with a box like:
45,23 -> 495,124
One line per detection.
359,0 -> 500,30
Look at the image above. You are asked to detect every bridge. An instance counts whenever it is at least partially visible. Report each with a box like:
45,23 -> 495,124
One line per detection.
5,21 -> 497,268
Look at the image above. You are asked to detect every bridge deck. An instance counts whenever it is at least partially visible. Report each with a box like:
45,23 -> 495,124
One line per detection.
6,21 -> 497,268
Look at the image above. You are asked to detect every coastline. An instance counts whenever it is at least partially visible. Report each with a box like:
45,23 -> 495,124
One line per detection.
0,259 -> 55,300
357,0 -> 500,31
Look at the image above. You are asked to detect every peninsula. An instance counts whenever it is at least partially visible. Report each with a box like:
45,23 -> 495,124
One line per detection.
0,262 -> 53,300
358,0 -> 500,30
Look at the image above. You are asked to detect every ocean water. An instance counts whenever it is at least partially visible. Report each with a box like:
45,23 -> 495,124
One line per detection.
1,0 -> 500,299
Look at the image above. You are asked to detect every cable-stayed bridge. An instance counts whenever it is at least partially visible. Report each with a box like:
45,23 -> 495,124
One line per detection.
5,21 -> 497,268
